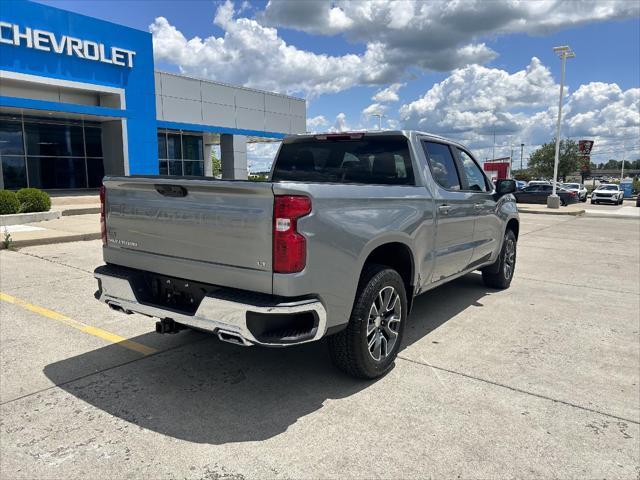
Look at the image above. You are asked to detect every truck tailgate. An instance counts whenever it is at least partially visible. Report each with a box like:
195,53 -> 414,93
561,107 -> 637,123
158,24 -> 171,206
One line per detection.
103,177 -> 274,294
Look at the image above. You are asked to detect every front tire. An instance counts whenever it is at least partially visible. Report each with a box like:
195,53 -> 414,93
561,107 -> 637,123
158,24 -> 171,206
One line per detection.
482,229 -> 517,289
328,264 -> 407,379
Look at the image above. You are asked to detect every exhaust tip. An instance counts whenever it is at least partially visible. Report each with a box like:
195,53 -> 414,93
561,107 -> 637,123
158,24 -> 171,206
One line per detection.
217,330 -> 251,346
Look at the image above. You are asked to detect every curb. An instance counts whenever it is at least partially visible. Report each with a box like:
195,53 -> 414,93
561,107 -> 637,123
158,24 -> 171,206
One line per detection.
584,213 -> 640,220
518,207 -> 585,216
0,211 -> 61,226
61,207 -> 100,216
1,232 -> 101,250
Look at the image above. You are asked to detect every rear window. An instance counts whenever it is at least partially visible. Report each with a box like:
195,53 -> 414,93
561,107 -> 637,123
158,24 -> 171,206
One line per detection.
272,136 -> 414,185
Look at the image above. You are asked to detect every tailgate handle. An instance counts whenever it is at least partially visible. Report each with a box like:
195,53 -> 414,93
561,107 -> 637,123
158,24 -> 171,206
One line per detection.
155,184 -> 188,198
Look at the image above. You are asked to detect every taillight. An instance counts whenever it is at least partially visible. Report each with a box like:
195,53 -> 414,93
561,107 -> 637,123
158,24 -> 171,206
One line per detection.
273,195 -> 312,273
99,185 -> 107,246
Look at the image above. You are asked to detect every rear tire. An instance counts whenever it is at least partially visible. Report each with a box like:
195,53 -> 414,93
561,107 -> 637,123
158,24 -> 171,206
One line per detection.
482,229 -> 517,289
328,264 -> 407,379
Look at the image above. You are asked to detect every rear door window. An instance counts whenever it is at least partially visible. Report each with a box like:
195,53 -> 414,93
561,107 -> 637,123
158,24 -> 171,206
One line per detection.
272,135 -> 414,185
456,148 -> 489,192
422,141 -> 461,190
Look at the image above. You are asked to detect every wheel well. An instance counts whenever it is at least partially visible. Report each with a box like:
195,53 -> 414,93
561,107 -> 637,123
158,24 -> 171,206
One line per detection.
506,218 -> 519,239
362,242 -> 414,305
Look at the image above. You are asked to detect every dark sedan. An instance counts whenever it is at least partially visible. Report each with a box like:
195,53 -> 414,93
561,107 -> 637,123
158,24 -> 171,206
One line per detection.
514,184 -> 579,206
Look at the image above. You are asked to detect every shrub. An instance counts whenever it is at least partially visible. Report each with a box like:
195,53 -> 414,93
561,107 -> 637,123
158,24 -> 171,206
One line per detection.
16,188 -> 51,213
0,190 -> 20,215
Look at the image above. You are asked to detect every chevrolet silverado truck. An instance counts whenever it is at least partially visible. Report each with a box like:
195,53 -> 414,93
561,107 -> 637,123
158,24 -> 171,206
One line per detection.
94,131 -> 519,378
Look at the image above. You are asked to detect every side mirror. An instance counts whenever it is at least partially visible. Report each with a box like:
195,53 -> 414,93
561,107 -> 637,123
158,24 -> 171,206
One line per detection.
495,179 -> 516,196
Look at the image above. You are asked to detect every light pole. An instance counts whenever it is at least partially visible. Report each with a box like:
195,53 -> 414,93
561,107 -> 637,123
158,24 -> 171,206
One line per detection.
520,143 -> 525,170
370,113 -> 384,130
620,142 -> 625,182
548,45 -> 575,209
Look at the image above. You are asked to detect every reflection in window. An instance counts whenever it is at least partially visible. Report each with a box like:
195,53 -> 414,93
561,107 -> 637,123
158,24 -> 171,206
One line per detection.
184,161 -> 204,176
1,156 -> 27,189
157,133 -> 167,159
457,149 -> 488,192
167,133 -> 182,160
27,157 -> 86,189
1,114 -> 104,189
0,119 -> 24,155
182,135 -> 203,160
25,122 -> 84,157
423,142 -> 461,190
85,127 -> 103,157
168,160 -> 183,176
157,130 -> 205,177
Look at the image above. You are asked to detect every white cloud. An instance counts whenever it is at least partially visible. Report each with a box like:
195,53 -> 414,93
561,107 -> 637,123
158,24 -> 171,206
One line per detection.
260,0 -> 638,74
400,57 -> 558,135
399,59 -> 640,162
362,103 -> 388,117
372,83 -> 405,103
331,113 -> 350,133
306,115 -> 329,130
150,2 -> 400,98
151,1 -> 638,100
247,142 -> 281,172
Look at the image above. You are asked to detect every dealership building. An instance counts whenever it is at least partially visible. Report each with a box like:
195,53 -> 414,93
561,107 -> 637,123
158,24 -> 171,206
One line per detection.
0,1 -> 306,190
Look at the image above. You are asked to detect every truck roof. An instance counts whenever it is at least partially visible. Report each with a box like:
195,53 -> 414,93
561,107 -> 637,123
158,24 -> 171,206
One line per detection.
284,130 -> 469,149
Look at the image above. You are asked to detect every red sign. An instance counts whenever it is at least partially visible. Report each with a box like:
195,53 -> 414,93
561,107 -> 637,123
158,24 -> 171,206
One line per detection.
579,140 -> 594,155
483,161 -> 510,180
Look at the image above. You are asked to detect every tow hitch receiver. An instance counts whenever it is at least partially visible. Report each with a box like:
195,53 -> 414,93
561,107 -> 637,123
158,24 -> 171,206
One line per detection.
155,318 -> 183,334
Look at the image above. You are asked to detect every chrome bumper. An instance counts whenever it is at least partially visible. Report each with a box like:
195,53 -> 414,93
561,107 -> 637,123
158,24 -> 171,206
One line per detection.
94,267 -> 327,347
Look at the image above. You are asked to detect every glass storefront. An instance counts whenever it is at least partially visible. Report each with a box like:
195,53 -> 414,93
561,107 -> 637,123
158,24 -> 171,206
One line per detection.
158,129 -> 204,176
0,113 -> 104,190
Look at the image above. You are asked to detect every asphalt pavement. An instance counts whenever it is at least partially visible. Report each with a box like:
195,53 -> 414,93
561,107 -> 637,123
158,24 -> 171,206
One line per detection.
0,213 -> 638,479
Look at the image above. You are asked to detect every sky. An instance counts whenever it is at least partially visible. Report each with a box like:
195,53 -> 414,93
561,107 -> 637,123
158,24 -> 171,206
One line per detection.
36,0 -> 640,171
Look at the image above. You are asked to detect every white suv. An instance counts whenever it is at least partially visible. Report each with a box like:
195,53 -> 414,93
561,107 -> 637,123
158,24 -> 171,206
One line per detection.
591,184 -> 624,205
562,183 -> 588,202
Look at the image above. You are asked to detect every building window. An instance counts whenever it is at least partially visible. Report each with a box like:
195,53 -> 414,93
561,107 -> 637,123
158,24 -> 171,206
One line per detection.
157,129 -> 204,177
0,113 -> 104,190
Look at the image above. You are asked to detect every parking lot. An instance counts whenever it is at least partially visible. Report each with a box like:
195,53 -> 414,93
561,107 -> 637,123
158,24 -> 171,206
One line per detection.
1,213 -> 638,479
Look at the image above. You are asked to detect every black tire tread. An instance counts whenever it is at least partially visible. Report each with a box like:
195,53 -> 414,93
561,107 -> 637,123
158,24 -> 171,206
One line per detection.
328,264 -> 405,379
482,229 -> 517,289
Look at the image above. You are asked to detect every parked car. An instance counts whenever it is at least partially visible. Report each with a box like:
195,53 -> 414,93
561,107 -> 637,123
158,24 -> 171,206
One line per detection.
515,180 -> 527,190
591,184 -> 624,205
562,183 -> 588,202
527,180 -> 551,187
636,194 -> 640,207
93,130 -> 520,379
514,183 -> 578,205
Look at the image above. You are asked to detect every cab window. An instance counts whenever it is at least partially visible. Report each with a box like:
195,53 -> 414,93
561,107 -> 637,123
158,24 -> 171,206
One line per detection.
422,141 -> 461,190
456,149 -> 489,192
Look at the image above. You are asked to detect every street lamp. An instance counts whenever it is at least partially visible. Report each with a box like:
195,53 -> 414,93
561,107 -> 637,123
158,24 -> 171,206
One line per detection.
370,113 -> 384,130
548,45 -> 575,209
520,143 -> 525,170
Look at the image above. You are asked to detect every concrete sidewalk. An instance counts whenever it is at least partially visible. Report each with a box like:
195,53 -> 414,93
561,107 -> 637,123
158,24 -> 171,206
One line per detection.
517,203 -> 586,215
2,213 -> 100,249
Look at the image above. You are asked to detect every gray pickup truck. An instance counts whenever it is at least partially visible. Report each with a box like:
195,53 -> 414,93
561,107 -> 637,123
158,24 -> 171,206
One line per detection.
94,131 -> 519,378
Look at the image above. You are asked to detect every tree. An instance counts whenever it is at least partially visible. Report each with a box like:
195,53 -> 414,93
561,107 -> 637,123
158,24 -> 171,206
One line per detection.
528,138 -> 579,181
211,150 -> 221,177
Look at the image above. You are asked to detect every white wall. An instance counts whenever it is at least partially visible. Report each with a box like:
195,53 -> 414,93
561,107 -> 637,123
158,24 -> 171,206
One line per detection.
154,72 -> 306,135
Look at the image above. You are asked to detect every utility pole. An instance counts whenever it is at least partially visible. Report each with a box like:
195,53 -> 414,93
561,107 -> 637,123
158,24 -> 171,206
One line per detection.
548,45 -> 575,209
520,143 -> 525,170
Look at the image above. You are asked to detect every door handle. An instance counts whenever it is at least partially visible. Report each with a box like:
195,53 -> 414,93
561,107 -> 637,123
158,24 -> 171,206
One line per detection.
438,204 -> 451,215
473,203 -> 483,210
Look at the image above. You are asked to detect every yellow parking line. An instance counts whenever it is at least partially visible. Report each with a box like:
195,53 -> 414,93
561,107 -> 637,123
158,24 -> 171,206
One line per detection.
0,292 -> 157,356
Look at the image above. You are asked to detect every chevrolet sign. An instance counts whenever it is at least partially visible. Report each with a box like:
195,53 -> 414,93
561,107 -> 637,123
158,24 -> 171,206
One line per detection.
0,22 -> 136,68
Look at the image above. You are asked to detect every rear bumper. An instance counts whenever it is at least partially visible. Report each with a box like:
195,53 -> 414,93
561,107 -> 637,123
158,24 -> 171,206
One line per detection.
94,265 -> 327,347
